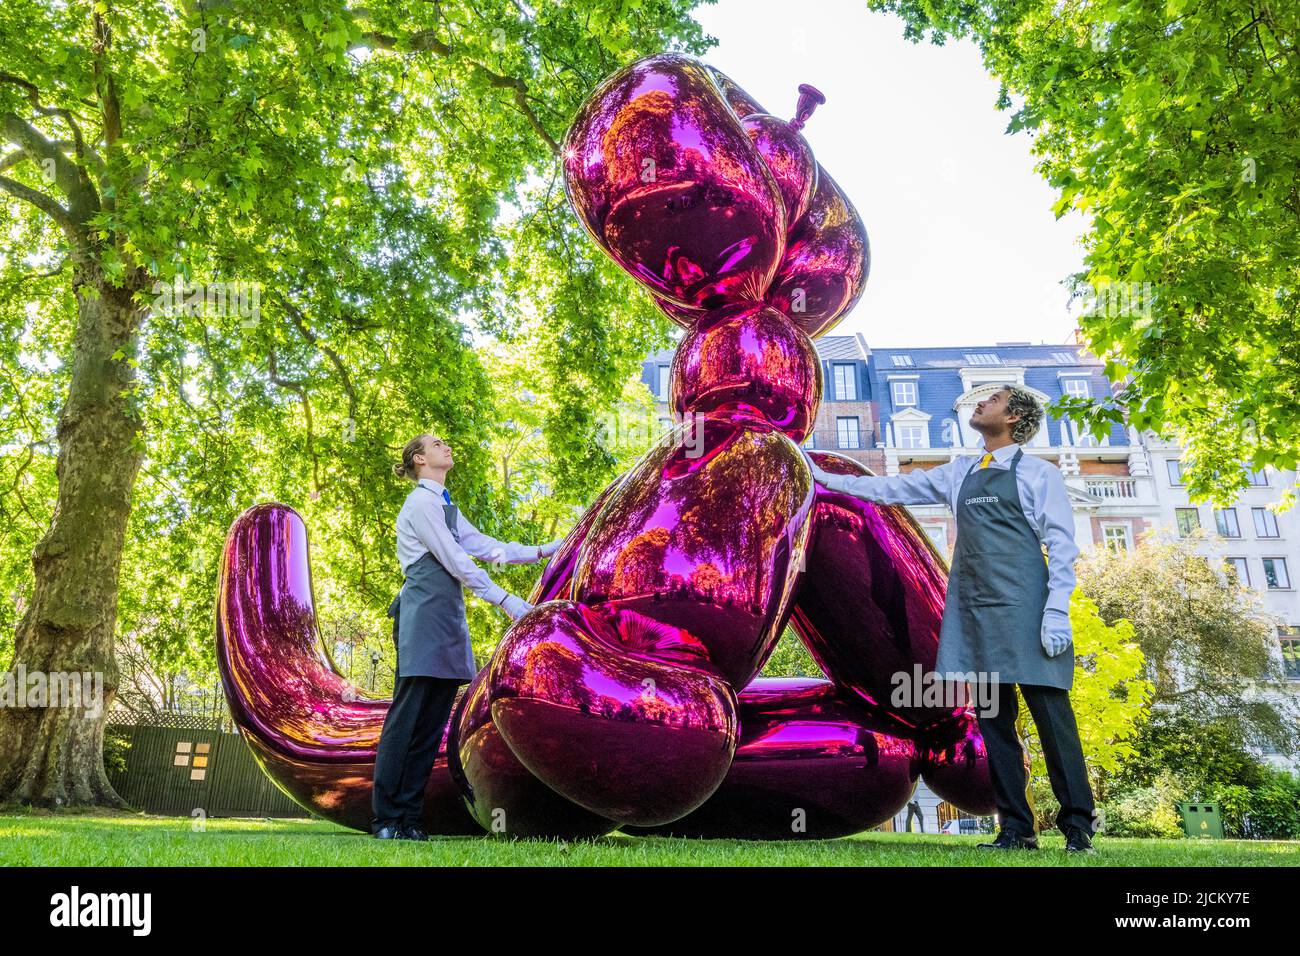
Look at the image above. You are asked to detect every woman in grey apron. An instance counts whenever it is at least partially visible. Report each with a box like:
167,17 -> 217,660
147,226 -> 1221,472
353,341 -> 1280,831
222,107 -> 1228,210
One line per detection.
371,433 -> 561,840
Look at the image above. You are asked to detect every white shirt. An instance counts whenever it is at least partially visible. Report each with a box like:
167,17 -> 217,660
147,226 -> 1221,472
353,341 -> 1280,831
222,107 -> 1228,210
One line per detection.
395,477 -> 541,607
811,442 -> 1079,615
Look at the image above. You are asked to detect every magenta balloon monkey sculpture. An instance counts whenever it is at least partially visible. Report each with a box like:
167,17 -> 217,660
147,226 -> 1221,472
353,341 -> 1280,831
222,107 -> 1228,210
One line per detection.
216,54 -> 998,839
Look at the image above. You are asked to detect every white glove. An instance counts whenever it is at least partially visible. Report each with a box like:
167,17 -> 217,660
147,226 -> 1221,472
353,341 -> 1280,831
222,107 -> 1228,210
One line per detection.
501,594 -> 533,621
537,538 -> 565,559
1041,607 -> 1072,657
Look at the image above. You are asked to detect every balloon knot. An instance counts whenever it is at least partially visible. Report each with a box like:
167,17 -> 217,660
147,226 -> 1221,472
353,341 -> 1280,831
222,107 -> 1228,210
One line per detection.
788,84 -> 826,132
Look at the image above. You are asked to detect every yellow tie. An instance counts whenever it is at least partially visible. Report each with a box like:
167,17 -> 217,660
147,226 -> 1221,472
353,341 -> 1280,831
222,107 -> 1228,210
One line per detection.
979,452 -> 993,469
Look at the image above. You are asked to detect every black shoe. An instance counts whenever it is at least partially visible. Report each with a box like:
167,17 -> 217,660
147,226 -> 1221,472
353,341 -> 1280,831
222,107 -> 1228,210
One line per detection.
976,828 -> 1039,850
372,823 -> 404,840
1063,825 -> 1095,853
400,824 -> 430,842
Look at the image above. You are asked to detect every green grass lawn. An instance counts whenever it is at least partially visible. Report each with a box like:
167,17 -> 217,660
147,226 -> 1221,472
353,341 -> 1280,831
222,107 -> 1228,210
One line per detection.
2,811 -> 1297,866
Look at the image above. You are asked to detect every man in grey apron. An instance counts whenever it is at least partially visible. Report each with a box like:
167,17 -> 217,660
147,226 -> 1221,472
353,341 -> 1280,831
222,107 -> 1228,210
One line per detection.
802,385 -> 1097,852
372,434 -> 563,840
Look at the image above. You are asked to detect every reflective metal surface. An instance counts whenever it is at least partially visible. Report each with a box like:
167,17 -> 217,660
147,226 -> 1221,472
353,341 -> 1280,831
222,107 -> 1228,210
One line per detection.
484,599 -> 739,825
571,415 -> 815,691
217,53 -> 993,838
562,53 -> 786,311
767,165 -> 870,338
917,708 -> 999,816
671,301 -> 821,443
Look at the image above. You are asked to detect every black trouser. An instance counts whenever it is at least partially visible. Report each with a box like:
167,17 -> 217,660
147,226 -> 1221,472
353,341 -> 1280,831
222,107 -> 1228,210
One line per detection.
371,675 -> 461,831
974,682 -> 1096,836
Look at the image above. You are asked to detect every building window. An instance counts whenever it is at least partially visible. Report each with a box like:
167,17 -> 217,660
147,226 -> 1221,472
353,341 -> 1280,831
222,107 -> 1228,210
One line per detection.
897,424 -> 925,449
1051,351 -> 1075,364
1263,558 -> 1291,589
1166,459 -> 1184,486
655,364 -> 670,401
891,354 -> 914,367
1214,508 -> 1240,538
891,380 -> 917,407
832,363 -> 858,401
1175,508 -> 1200,536
837,417 -> 861,449
802,432 -> 814,448
1102,524 -> 1131,552
1226,557 -> 1250,587
1279,626 -> 1300,680
1252,507 -> 1280,538
657,417 -> 674,433
922,524 -> 948,554
1062,377 -> 1091,399
1247,468 -> 1269,486
964,352 -> 1001,365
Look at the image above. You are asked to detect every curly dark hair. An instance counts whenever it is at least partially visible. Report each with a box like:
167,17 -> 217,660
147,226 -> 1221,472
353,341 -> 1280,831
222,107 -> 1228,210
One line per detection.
1000,385 -> 1044,444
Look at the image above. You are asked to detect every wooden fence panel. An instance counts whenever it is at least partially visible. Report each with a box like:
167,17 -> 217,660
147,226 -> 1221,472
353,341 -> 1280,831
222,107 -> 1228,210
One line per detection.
107,721 -> 307,819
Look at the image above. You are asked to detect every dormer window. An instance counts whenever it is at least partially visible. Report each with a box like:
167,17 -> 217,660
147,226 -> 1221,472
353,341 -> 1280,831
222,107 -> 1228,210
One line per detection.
1062,376 -> 1091,399
832,362 -> 858,401
891,380 -> 917,407
897,424 -> 926,448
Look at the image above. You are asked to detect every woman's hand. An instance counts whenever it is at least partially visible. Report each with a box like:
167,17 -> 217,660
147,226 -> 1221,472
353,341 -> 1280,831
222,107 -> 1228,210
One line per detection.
501,594 -> 534,621
537,538 -> 565,559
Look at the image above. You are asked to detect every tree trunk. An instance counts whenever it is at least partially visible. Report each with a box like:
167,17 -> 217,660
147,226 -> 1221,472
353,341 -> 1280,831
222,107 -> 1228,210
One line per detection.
0,266 -> 146,809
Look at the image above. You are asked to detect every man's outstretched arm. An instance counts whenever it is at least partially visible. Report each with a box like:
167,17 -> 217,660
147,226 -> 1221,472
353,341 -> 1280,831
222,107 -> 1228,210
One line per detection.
801,446 -> 956,506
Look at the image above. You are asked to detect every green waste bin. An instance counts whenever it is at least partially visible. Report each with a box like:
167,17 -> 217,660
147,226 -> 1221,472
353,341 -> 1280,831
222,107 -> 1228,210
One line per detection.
1177,802 -> 1224,839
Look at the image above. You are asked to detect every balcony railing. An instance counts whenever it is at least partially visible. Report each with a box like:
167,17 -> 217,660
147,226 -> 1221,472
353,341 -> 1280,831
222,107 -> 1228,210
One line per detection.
1082,477 -> 1139,499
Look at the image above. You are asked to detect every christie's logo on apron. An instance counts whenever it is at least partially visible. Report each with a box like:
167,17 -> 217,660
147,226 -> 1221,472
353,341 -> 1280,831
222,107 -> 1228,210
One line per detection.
963,495 -> 1001,506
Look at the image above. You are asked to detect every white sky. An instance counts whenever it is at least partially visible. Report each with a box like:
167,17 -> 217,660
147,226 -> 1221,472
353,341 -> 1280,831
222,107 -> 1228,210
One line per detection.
693,0 -> 1091,348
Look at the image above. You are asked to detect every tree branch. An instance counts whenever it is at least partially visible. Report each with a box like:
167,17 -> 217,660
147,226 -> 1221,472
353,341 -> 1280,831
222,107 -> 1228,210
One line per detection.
1,112 -> 99,224
0,173 -> 74,232
347,17 -> 558,153
276,294 -> 359,422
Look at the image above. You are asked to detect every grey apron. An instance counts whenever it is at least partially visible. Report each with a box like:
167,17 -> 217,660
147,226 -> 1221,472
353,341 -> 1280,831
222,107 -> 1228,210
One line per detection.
385,493 -> 477,682
934,448 -> 1073,690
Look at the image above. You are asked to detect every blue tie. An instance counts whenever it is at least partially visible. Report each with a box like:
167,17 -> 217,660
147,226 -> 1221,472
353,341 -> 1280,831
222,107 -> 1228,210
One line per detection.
442,489 -> 452,506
